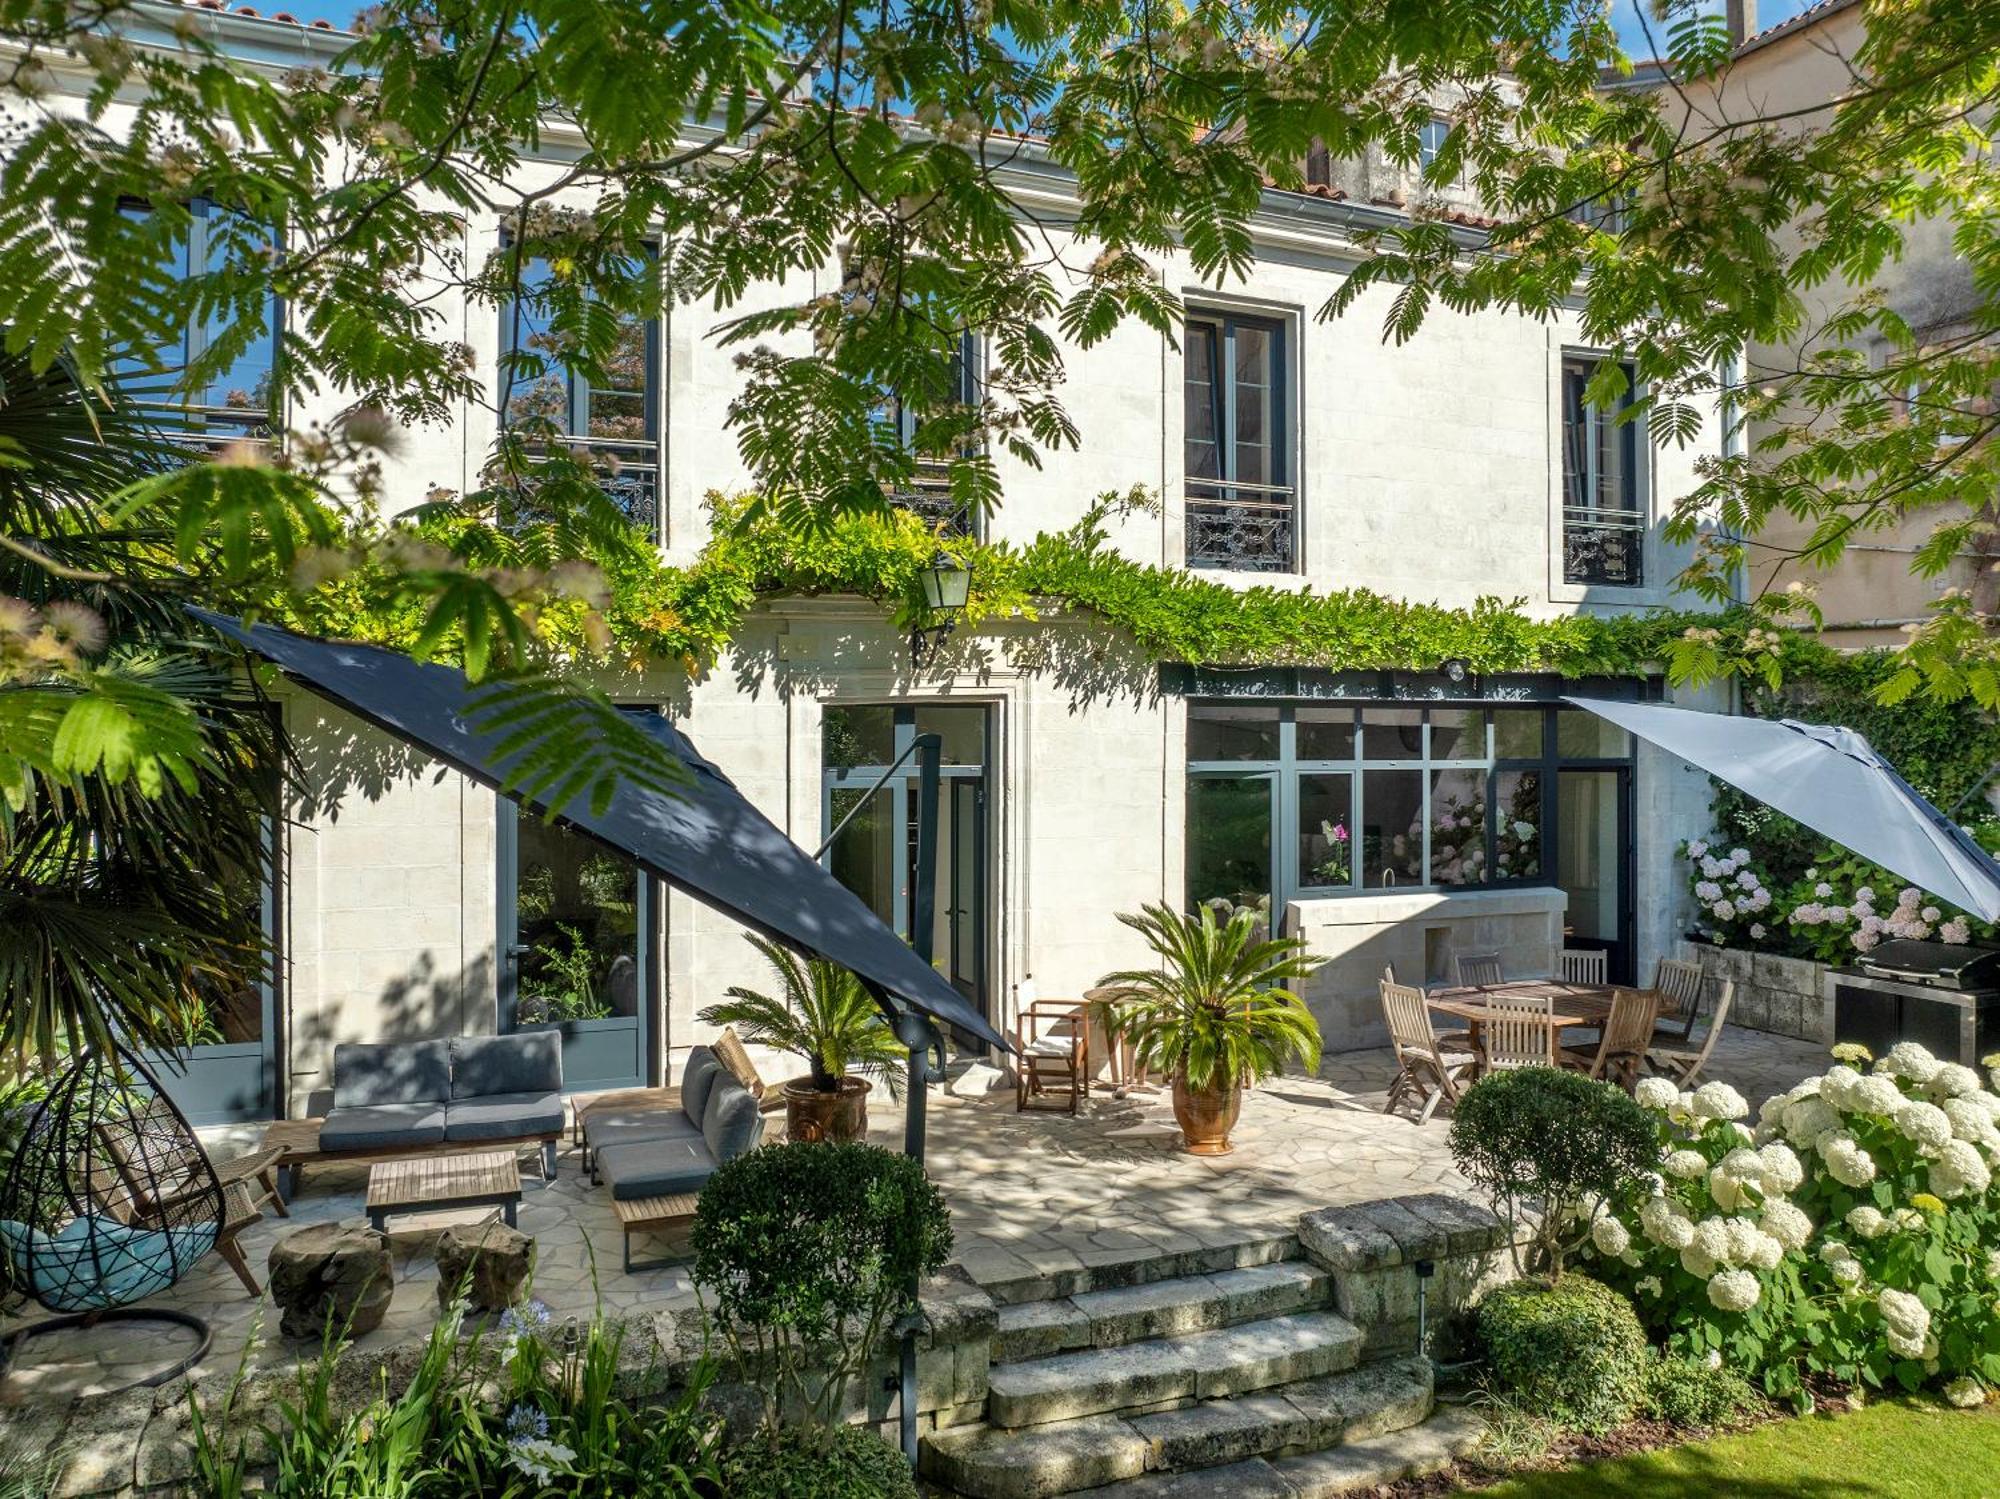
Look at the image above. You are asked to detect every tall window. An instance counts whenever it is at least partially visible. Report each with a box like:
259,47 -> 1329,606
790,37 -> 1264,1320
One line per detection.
116,198 -> 280,443
1185,310 -> 1294,572
501,252 -> 661,538
1561,353 -> 1644,586
887,329 -> 982,539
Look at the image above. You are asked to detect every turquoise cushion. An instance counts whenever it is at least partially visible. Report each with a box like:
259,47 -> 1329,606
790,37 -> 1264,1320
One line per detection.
0,1214 -> 216,1312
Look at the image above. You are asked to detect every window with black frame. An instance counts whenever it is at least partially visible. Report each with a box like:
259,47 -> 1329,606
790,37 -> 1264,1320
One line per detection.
1561,352 -> 1645,586
500,250 -> 661,539
1185,310 -> 1295,572
1184,701 -> 1631,919
115,198 -> 280,446
886,329 -> 983,539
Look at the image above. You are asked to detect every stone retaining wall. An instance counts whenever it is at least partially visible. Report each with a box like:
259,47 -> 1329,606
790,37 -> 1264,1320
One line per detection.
1683,941 -> 1833,1045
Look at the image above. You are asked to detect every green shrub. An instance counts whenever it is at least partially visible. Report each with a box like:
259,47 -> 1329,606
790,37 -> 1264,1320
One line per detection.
691,1141 -> 952,1430
1478,1275 -> 1649,1434
1449,1067 -> 1659,1275
718,1424 -> 918,1499
1643,1353 -> 1761,1429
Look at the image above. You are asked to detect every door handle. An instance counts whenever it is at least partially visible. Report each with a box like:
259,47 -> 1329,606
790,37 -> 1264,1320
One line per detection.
504,943 -> 532,964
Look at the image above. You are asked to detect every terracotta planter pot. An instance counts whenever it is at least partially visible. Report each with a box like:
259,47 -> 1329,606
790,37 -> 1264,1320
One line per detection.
784,1076 -> 872,1143
1171,1067 -> 1242,1156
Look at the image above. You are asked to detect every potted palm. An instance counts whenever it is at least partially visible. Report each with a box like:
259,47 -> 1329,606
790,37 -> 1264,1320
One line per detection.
1098,903 -> 1325,1155
698,935 -> 904,1143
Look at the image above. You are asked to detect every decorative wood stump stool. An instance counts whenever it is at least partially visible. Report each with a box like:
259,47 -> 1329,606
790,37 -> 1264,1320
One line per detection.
435,1219 -> 535,1312
267,1222 -> 393,1340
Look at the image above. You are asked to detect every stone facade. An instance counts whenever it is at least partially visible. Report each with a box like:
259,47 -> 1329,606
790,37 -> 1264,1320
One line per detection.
1684,941 -> 1833,1045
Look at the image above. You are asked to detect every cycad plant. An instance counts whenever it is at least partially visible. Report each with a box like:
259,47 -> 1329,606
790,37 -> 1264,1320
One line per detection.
1098,903 -> 1325,1093
699,935 -> 904,1094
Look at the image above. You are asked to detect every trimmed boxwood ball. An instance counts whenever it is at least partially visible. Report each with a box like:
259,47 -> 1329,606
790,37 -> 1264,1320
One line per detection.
1478,1275 -> 1649,1434
720,1424 -> 921,1499
1643,1352 -> 1761,1429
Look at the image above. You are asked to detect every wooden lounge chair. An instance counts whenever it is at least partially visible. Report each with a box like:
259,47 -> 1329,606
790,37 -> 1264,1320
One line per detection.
1381,978 -> 1477,1124
1562,987 -> 1658,1091
1648,980 -> 1736,1086
1558,948 -> 1608,985
1649,958 -> 1707,1045
100,1107 -> 286,1297
1454,952 -> 1505,988
1015,1000 -> 1091,1114
1483,996 -> 1559,1071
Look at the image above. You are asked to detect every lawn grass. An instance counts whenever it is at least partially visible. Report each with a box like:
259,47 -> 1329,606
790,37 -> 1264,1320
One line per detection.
1476,1398 -> 2000,1498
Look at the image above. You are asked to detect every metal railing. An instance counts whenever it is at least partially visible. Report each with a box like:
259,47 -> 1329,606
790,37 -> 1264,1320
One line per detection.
891,475 -> 977,539
1562,504 -> 1645,587
1186,479 -> 1297,572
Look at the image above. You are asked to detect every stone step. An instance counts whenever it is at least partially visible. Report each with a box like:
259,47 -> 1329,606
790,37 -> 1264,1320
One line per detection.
986,1310 -> 1365,1428
994,1263 -> 1335,1363
974,1229 -> 1301,1308
921,1355 -> 1438,1499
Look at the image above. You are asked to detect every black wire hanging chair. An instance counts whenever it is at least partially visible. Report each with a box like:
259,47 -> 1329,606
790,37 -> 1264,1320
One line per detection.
0,1044 -> 221,1385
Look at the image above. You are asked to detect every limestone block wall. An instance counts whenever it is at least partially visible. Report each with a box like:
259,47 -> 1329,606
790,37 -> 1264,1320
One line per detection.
1683,941 -> 1833,1045
1288,888 -> 1567,1052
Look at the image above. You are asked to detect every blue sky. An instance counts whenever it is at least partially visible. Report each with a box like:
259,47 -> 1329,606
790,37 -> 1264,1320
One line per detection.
267,0 -> 1820,64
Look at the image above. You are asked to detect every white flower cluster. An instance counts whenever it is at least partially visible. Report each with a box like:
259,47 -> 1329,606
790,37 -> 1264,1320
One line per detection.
1688,844 -> 1774,926
1879,1287 -> 1935,1361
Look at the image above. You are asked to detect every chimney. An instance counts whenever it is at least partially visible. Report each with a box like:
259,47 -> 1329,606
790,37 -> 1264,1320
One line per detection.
1725,0 -> 1758,47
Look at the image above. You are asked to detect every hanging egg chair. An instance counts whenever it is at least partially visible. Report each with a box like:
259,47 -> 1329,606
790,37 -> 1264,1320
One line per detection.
0,1045 -> 220,1385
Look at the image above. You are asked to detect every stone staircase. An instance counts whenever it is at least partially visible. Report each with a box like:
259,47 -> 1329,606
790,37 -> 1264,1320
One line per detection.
920,1215 -> 1493,1498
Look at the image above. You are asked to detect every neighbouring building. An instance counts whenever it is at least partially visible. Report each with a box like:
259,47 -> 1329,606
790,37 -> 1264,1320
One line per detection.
22,2 -> 1731,1123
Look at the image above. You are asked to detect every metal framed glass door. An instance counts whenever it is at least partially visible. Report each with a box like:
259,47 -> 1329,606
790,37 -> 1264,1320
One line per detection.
1186,771 -> 1277,939
822,704 -> 991,1031
1556,766 -> 1634,983
497,805 -> 652,1093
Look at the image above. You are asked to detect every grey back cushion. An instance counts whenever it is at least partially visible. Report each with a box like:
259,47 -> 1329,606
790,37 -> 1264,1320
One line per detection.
680,1047 -> 720,1129
450,1032 -> 563,1099
702,1074 -> 764,1164
333,1040 -> 450,1109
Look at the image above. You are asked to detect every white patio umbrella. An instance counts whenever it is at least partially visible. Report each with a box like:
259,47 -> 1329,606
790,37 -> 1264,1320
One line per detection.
1563,697 -> 2000,922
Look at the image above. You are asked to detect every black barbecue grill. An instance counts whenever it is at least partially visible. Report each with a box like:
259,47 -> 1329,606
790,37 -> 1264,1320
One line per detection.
1834,940 -> 2000,1064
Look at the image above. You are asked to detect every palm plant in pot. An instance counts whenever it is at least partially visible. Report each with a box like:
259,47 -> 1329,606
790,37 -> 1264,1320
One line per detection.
1097,903 -> 1324,1155
698,934 -> 904,1143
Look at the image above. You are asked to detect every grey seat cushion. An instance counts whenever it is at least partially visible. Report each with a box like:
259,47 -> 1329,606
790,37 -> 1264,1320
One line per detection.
595,1136 -> 719,1202
443,1090 -> 565,1142
584,1110 -> 704,1157
450,1032 -> 563,1100
680,1047 -> 721,1131
332,1041 -> 449,1109
701,1075 -> 765,1164
320,1102 -> 447,1152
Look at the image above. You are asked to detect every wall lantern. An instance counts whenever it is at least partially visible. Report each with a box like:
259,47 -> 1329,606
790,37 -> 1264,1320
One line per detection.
1439,657 -> 1472,687
911,554 -> 973,670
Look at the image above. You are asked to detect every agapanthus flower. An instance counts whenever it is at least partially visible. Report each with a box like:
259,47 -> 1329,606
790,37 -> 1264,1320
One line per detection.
505,1404 -> 550,1441
506,1438 -> 577,1485
1707,1268 -> 1761,1313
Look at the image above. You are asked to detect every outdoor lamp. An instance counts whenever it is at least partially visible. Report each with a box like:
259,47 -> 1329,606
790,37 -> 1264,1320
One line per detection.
911,553 -> 973,669
1439,657 -> 1472,686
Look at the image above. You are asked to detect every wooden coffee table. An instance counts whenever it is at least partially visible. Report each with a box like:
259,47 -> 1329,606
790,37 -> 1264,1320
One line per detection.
366,1151 -> 522,1232
613,1192 -> 699,1274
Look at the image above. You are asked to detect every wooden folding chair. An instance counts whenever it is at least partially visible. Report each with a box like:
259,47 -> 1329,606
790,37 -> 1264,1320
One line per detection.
1563,987 -> 1658,1091
1649,958 -> 1707,1045
1558,948 -> 1608,985
1015,1000 -> 1091,1114
101,1105 -> 286,1297
1454,952 -> 1505,988
1648,980 -> 1736,1086
1380,978 -> 1478,1124
1484,996 -> 1559,1071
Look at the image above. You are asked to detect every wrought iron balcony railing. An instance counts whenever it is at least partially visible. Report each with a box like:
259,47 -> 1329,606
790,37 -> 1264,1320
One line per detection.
1562,504 -> 1646,587
891,473 -> 978,540
1185,480 -> 1297,572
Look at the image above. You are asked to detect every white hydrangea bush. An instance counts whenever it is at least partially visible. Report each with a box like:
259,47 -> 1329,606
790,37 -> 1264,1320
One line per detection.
1579,1044 -> 2000,1407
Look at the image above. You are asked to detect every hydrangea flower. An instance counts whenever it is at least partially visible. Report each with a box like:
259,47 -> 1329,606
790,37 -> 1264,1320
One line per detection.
1879,1288 -> 1931,1360
1845,1205 -> 1888,1239
1708,1268 -> 1761,1313
1942,917 -> 1973,945
1636,1077 -> 1680,1111
1686,839 -> 1709,859
1815,882 -> 1835,898
1641,1196 -> 1695,1248
1831,1256 -> 1864,1287
1782,1096 -> 1842,1148
1943,1096 -> 1998,1145
1695,879 -> 1723,903
1713,899 -> 1737,921
1757,1141 -> 1805,1194
1930,1139 -> 1992,1198
1635,1275 -> 1663,1298
1591,1216 -> 1632,1257
1946,1376 -> 1986,1409
1819,1132 -> 1878,1188
1665,1148 -> 1708,1180
1885,1041 -> 1943,1084
1985,1248 -> 2000,1281
1896,1100 -> 1954,1151
1749,922 -> 1767,939
1848,1073 -> 1906,1116
1760,1200 -> 1813,1251
1930,1063 -> 1984,1100
1692,1081 -> 1749,1121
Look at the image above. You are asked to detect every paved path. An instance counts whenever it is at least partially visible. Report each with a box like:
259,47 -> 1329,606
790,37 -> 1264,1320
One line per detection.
0,1025 -> 1826,1404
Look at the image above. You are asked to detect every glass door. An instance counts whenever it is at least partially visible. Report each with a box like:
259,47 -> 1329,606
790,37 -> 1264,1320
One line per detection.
1187,772 -> 1276,939
948,779 -> 987,1001
1556,766 -> 1634,982
498,807 -> 651,1092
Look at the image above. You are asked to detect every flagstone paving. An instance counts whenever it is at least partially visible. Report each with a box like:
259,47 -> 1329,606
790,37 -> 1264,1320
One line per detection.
0,1025 -> 1826,1404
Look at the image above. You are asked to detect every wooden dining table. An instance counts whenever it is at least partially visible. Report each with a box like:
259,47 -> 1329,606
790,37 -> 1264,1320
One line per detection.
1425,979 -> 1618,1074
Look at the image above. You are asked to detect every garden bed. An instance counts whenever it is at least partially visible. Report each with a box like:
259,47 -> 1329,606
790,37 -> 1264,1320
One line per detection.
1682,942 -> 1831,1045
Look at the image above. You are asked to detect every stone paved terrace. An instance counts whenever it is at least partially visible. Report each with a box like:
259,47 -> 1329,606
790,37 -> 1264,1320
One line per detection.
0,1024 -> 1825,1409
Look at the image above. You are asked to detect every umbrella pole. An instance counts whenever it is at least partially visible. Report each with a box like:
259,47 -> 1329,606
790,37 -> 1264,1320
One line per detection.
898,733 -> 945,1467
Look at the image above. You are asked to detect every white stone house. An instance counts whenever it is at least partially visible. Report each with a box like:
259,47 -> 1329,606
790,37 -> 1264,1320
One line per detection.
25,3 -> 1724,1122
